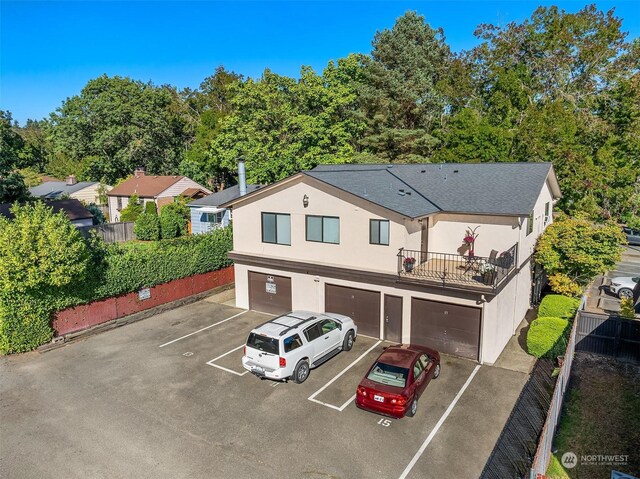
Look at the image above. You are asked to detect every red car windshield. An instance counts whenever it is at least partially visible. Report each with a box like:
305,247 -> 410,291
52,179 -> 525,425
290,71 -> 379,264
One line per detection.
367,362 -> 409,388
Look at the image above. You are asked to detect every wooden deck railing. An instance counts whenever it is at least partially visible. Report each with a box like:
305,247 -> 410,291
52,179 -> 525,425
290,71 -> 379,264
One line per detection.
397,243 -> 518,290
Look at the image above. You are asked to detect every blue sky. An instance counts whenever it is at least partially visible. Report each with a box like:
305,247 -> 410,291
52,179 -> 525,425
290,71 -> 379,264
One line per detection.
1,1 -> 639,124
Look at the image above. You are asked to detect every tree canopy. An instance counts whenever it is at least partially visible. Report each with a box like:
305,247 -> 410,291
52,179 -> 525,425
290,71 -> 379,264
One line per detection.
9,6 -> 640,224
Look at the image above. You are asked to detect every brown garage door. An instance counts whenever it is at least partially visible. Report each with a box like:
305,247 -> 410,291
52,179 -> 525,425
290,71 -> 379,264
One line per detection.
248,272 -> 292,315
410,298 -> 481,360
325,284 -> 380,338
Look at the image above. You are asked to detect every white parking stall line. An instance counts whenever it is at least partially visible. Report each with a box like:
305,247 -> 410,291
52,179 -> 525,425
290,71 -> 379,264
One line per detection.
206,344 -> 249,376
398,364 -> 481,479
159,311 -> 248,348
308,340 -> 382,411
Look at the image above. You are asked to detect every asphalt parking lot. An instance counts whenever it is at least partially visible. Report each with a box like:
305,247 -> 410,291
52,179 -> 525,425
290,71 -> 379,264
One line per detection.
1,298 -> 528,479
592,245 -> 640,313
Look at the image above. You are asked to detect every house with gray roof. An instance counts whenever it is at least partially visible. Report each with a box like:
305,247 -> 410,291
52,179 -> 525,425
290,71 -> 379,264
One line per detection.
221,162 -> 562,365
29,175 -> 112,206
189,184 -> 262,234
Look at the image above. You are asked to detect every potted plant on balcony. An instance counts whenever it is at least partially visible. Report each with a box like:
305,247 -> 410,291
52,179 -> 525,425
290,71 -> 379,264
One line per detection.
403,257 -> 416,273
463,226 -> 480,257
482,263 -> 497,285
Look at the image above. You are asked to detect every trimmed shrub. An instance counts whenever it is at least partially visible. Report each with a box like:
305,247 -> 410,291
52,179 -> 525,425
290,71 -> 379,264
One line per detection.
120,194 -> 143,222
160,202 -> 188,239
538,294 -> 580,319
144,201 -> 157,214
134,211 -> 160,241
527,317 -> 569,358
55,226 -> 234,310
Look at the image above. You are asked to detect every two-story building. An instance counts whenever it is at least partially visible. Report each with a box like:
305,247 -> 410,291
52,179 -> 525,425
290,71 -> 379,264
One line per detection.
222,163 -> 561,364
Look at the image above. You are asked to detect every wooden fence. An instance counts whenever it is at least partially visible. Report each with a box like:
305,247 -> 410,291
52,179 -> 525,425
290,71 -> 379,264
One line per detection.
575,311 -> 640,362
79,222 -> 135,243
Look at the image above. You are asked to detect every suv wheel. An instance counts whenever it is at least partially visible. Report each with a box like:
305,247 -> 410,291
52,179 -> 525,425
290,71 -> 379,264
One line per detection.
433,364 -> 441,379
343,330 -> 355,351
406,398 -> 418,417
293,360 -> 310,384
618,288 -> 633,299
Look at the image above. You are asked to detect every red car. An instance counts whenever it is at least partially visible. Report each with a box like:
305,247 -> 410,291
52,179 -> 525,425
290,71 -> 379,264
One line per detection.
355,344 -> 440,418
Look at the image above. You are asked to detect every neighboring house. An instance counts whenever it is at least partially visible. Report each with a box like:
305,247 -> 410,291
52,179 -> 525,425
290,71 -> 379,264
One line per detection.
221,162 -> 562,365
0,199 -> 94,227
106,168 -> 211,223
29,176 -> 112,205
189,184 -> 262,234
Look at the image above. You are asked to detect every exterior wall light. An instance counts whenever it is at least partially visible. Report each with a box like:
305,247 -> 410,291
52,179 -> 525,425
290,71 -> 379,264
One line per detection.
303,194 -> 309,207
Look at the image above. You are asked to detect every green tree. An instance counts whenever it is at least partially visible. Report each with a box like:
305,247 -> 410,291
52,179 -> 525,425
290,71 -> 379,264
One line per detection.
0,111 -> 30,203
535,215 -> 626,295
358,11 -> 451,162
119,194 -> 143,222
209,55 -> 367,183
0,202 -> 91,353
86,204 -> 106,224
49,75 -> 193,184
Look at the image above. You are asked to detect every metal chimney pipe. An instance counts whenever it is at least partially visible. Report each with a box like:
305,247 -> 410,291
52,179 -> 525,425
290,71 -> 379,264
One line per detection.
238,157 -> 247,197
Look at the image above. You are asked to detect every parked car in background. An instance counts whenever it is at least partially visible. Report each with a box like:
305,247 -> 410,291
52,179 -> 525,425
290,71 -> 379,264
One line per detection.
356,344 -> 440,419
623,226 -> 640,246
242,311 -> 357,383
609,276 -> 640,299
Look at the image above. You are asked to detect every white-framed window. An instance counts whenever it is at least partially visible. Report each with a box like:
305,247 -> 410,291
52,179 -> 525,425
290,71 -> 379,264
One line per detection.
527,210 -> 534,236
203,212 -> 223,223
305,215 -> 340,244
370,219 -> 390,245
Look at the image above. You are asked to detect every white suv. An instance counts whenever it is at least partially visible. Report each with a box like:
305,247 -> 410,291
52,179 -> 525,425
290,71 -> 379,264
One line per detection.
242,311 -> 357,383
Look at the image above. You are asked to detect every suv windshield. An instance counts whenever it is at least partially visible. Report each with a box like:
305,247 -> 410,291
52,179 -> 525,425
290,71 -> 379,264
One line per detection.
247,333 -> 279,355
367,362 -> 408,388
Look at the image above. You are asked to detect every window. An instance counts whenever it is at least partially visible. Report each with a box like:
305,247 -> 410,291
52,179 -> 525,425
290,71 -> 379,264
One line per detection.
283,334 -> 303,353
367,362 -> 408,388
319,319 -> 340,334
370,219 -> 390,245
303,323 -> 323,342
117,197 -> 123,211
203,212 -> 223,223
246,333 -> 279,355
545,202 -> 550,218
526,210 -> 534,236
262,213 -> 291,245
306,216 -> 340,244
413,359 -> 425,380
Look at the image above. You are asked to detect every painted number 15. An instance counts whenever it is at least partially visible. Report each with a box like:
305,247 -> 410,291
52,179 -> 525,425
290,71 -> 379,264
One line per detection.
377,418 -> 392,427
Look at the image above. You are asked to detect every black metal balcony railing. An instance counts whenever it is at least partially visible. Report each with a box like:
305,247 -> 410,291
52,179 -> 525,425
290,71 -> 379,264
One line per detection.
397,243 -> 518,291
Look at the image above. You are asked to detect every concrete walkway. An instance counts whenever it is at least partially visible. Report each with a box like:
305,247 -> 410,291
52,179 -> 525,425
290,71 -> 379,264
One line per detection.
492,309 -> 537,374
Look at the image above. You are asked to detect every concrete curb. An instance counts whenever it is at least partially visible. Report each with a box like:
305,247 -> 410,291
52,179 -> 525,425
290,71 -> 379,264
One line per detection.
38,284 -> 235,353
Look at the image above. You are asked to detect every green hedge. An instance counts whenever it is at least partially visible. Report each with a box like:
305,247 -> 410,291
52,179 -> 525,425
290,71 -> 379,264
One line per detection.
54,226 -> 233,311
538,294 -> 580,319
527,316 -> 569,359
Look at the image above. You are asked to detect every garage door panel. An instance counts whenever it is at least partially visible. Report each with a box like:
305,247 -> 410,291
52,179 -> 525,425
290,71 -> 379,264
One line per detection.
248,272 -> 292,315
325,284 -> 380,338
411,298 -> 480,361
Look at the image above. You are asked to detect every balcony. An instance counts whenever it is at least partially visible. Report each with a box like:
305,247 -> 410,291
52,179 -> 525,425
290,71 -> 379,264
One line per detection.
397,243 -> 518,292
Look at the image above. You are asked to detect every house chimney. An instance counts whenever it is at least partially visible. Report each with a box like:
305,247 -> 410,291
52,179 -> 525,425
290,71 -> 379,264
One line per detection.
66,175 -> 77,186
238,158 -> 247,197
134,167 -> 145,178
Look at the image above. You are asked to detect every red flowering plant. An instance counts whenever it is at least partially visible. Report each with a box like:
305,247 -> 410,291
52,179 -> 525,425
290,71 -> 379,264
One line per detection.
463,226 -> 480,256
403,257 -> 416,266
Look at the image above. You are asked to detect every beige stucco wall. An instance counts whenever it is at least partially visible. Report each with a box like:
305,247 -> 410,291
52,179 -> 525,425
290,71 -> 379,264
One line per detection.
107,195 -> 130,222
234,262 -> 484,350
232,178 -> 411,274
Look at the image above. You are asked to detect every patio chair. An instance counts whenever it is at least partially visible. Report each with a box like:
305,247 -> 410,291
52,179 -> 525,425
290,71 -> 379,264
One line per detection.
488,250 -> 499,267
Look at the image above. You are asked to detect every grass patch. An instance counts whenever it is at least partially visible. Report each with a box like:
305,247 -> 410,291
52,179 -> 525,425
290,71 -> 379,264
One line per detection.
546,354 -> 640,478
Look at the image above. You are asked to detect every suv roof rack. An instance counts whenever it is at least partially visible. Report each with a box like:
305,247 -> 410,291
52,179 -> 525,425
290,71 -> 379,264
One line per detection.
255,312 -> 318,337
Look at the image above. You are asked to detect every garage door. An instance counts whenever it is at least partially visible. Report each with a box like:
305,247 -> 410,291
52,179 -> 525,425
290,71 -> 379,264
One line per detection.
410,298 -> 481,360
325,284 -> 380,338
248,272 -> 292,315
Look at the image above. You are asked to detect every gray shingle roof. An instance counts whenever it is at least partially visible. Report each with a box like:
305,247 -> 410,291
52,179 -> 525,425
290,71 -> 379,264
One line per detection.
189,184 -> 263,207
29,181 -> 98,199
306,163 -> 556,217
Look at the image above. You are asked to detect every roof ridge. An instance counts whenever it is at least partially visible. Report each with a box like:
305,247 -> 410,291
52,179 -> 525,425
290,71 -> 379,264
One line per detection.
384,169 -> 442,214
